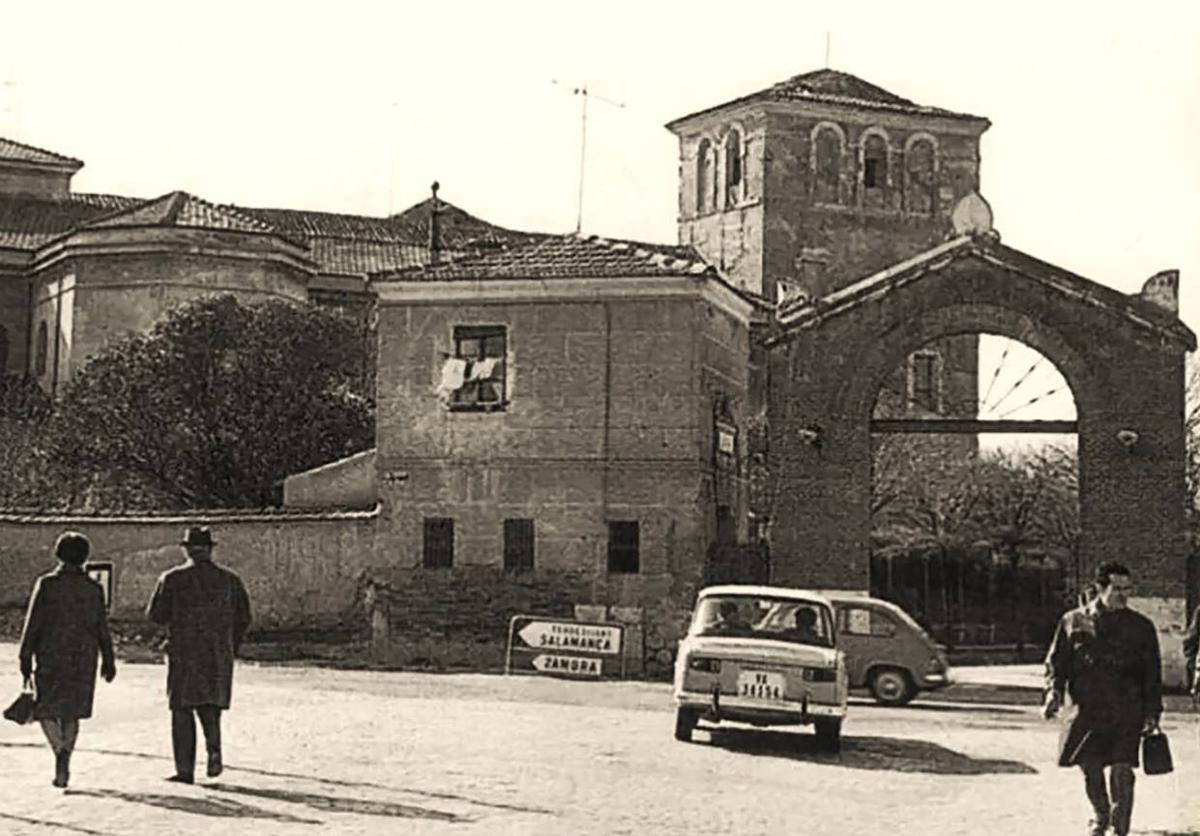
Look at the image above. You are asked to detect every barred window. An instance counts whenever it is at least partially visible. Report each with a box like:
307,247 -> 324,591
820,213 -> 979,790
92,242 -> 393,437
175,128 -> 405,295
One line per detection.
607,520 -> 640,574
503,518 -> 535,572
423,518 -> 454,569
909,350 -> 940,413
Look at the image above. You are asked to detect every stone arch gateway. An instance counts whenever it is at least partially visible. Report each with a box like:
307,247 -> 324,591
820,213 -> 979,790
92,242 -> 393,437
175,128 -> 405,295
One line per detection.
763,233 -> 1195,657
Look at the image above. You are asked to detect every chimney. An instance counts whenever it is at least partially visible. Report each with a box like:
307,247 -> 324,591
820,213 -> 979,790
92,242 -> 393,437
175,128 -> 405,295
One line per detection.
429,181 -> 442,265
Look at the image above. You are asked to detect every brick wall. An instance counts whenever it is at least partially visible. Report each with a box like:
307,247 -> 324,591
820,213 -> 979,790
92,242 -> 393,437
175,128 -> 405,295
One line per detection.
767,248 -> 1190,601
762,110 -> 983,301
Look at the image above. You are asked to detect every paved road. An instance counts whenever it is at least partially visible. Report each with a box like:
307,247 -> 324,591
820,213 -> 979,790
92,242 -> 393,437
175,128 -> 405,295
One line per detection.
1,647 -> 1197,835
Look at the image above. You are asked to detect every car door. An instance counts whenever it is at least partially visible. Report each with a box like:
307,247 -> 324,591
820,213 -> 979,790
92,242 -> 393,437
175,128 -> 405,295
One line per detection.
836,604 -> 897,687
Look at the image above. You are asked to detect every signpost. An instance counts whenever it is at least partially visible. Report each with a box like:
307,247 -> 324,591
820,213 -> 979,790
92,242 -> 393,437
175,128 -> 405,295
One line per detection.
506,615 -> 625,680
84,561 -> 114,613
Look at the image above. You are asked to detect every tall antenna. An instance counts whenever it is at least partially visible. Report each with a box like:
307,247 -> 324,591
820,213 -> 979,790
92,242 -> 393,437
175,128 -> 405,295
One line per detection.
825,33 -> 832,68
553,79 -> 625,234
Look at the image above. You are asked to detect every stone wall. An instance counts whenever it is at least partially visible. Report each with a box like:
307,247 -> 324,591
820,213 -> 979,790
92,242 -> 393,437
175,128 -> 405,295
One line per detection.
0,508 -> 378,632
0,164 -> 73,200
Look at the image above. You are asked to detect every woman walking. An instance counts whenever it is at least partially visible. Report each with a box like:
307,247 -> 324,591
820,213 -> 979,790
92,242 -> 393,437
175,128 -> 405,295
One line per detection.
18,531 -> 116,788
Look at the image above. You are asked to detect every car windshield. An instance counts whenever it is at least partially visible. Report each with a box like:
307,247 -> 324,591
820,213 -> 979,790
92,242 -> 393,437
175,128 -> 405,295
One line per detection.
689,595 -> 835,647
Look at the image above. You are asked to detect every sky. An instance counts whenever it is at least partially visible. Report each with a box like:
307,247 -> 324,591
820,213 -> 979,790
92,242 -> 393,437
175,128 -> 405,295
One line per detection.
1,0 -> 1197,449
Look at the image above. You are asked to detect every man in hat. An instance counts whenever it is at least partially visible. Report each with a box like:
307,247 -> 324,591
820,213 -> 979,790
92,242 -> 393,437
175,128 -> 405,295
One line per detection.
1043,561 -> 1162,836
147,526 -> 251,784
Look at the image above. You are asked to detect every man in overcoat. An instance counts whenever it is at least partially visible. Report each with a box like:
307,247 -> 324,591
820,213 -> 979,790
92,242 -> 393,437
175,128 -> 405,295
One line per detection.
147,526 -> 251,784
19,531 -> 116,788
1184,602 -> 1199,695
1043,561 -> 1162,836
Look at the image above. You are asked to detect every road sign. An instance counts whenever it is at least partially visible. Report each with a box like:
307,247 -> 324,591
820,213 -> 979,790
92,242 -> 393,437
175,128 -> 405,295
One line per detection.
531,654 -> 602,677
517,620 -> 621,656
84,561 -> 114,612
505,615 -> 627,679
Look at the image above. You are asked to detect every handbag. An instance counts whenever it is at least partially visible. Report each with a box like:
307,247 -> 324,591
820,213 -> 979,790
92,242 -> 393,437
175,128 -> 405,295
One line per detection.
1141,725 -> 1174,776
3,676 -> 36,725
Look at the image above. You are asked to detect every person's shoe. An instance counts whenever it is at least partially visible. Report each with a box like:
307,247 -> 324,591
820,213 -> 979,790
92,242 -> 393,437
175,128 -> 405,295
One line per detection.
165,774 -> 194,784
52,752 -> 70,788
1086,820 -> 1109,836
206,749 -> 223,778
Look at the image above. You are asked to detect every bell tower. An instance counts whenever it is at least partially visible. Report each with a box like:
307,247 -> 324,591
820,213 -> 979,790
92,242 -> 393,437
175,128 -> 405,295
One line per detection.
666,69 -> 991,304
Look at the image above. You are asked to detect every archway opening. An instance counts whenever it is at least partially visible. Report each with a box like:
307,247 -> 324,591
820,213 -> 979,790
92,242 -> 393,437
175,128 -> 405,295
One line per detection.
869,332 -> 1079,659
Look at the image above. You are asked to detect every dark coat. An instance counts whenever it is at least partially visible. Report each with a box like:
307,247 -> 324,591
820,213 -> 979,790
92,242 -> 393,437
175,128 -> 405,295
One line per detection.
1184,605 -> 1199,690
1044,601 -> 1162,767
18,564 -> 115,721
147,559 -> 251,710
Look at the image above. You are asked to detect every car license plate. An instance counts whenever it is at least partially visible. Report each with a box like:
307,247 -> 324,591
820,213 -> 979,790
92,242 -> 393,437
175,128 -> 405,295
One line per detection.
737,669 -> 785,701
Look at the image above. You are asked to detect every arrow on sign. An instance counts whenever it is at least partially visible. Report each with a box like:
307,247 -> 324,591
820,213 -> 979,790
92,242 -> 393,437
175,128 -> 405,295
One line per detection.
518,621 -> 621,655
532,654 -> 602,677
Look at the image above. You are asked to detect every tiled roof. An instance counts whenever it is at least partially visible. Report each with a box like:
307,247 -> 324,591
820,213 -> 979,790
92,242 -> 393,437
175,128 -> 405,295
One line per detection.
666,68 -> 987,129
235,206 -> 417,243
0,182 -> 539,278
81,191 -> 286,238
375,234 -> 716,281
0,193 -> 142,250
390,198 -> 542,249
310,238 -> 434,276
0,137 -> 84,168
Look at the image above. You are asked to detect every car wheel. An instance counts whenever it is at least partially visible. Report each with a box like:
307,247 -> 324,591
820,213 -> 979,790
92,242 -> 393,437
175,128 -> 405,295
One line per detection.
674,707 -> 699,742
870,667 -> 915,706
814,717 -> 842,753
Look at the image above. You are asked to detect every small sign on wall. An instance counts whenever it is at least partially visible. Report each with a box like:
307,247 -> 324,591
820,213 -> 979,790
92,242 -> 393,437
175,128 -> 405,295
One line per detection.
84,561 -> 114,612
716,420 -> 737,457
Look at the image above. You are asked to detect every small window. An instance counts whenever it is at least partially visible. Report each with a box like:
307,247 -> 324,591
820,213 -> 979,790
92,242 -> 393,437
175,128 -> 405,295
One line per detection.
35,321 -> 48,377
863,157 -> 881,189
905,138 -> 937,215
724,129 -> 743,208
423,518 -> 454,568
452,325 -> 506,410
607,520 -> 640,574
840,607 -> 896,637
813,125 -> 843,205
503,518 -> 535,573
909,351 -> 940,412
696,139 -> 712,215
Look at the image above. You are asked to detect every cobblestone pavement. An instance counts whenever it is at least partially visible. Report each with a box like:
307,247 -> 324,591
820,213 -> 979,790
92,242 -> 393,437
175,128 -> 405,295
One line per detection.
1,646 -> 1197,836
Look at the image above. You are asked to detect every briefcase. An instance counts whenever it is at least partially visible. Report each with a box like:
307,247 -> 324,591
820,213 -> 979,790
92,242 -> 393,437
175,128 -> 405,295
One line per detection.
3,678 -> 36,725
1141,728 -> 1173,776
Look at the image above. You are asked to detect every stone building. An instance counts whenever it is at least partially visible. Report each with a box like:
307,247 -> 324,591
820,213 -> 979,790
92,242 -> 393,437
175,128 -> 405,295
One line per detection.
668,69 -> 983,437
0,138 -> 532,395
1,69 -> 1192,679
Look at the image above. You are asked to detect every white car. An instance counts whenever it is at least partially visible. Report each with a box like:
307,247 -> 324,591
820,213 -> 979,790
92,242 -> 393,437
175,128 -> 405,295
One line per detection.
672,585 -> 849,751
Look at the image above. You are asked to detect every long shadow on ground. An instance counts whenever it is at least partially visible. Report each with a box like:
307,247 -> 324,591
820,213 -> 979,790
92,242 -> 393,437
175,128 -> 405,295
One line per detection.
701,728 -> 1038,775
64,788 -> 321,824
207,783 -> 470,822
0,741 -> 549,815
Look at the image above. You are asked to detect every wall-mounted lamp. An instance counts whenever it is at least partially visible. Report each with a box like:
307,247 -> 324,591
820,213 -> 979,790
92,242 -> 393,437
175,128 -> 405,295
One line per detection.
1115,429 -> 1139,452
797,426 -> 824,450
